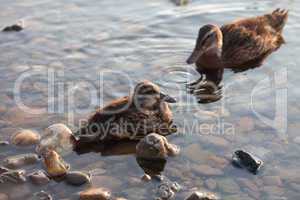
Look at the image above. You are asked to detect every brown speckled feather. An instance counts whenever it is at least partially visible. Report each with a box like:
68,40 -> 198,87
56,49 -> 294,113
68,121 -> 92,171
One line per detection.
221,9 -> 288,69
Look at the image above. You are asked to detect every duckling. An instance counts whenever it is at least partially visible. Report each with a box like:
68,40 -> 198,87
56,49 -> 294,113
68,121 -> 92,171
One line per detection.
187,9 -> 288,87
76,81 -> 177,143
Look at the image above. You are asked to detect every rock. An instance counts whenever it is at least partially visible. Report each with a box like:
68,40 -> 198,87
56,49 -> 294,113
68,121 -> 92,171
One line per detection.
2,23 -> 23,32
232,150 -> 263,174
11,129 -> 40,146
114,198 -> 127,200
36,123 -> 75,155
33,191 -> 52,200
141,174 -> 151,182
136,133 -> 180,160
65,171 -> 91,186
205,178 -> 217,190
80,188 -> 111,200
0,168 -> 26,183
0,193 -> 8,200
0,141 -> 9,146
156,183 -> 175,200
3,153 -> 39,169
28,170 -> 50,185
42,150 -> 70,177
191,164 -> 223,176
185,191 -> 218,200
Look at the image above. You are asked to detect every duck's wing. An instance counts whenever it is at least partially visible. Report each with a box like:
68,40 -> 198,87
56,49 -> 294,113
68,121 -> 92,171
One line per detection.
77,96 -> 131,136
89,96 -> 131,124
221,23 -> 279,68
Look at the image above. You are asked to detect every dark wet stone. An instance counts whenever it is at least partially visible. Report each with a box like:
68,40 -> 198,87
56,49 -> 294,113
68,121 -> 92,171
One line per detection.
185,191 -> 218,200
33,191 -> 53,200
136,157 -> 166,176
3,153 -> 40,169
232,150 -> 263,174
0,141 -> 9,146
141,174 -> 151,182
28,170 -> 50,185
2,24 -> 23,32
65,171 -> 91,186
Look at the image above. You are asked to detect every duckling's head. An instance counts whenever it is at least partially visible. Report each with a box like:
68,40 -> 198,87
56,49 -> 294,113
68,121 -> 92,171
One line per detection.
133,81 -> 176,110
187,24 -> 223,64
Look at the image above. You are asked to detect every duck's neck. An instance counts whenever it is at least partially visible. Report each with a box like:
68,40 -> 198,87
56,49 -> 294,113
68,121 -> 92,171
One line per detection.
198,31 -> 223,69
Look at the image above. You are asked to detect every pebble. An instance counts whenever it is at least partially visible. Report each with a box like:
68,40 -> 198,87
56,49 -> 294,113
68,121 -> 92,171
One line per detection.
80,187 -> 111,200
0,169 -> 27,183
3,153 -> 39,169
36,123 -> 75,155
136,133 -> 180,160
33,191 -> 53,200
141,174 -> 151,182
0,141 -> 9,146
11,129 -> 40,146
42,150 -> 70,177
65,171 -> 91,186
185,191 -> 218,200
28,170 -> 50,185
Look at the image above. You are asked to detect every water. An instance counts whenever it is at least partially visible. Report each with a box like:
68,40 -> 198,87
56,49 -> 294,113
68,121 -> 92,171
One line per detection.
0,0 -> 300,199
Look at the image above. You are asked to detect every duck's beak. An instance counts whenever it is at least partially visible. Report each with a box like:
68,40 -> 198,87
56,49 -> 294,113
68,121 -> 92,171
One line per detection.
186,49 -> 201,64
160,92 -> 177,103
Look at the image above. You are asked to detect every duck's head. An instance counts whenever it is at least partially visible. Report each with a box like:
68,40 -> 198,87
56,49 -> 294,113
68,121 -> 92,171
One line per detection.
133,81 -> 176,110
187,24 -> 223,64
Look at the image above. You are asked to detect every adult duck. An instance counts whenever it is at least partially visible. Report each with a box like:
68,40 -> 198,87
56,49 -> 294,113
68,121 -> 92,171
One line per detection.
187,9 -> 288,84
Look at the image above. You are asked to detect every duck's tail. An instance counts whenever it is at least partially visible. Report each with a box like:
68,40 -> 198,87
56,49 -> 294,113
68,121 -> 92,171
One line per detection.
266,8 -> 288,33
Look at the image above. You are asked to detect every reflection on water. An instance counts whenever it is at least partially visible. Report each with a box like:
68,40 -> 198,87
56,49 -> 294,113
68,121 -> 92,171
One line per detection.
1,0 -> 300,199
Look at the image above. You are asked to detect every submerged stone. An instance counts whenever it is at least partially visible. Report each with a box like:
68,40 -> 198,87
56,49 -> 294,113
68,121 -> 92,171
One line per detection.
32,191 -> 52,200
36,123 -> 75,155
11,129 -> 40,146
28,170 -> 50,185
65,171 -> 91,186
185,191 -> 218,200
0,168 -> 26,184
80,187 -> 111,200
232,150 -> 263,174
3,153 -> 39,169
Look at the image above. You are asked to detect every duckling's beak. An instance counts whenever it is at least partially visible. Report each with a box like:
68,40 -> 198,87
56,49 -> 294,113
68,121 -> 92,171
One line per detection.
160,92 -> 177,103
186,49 -> 201,64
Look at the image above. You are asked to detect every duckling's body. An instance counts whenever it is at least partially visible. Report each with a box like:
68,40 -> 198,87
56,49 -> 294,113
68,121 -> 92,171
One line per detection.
187,9 -> 288,72
77,81 -> 176,142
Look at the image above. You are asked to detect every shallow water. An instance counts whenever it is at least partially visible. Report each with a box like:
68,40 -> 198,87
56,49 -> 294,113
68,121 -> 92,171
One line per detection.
1,0 -> 300,199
